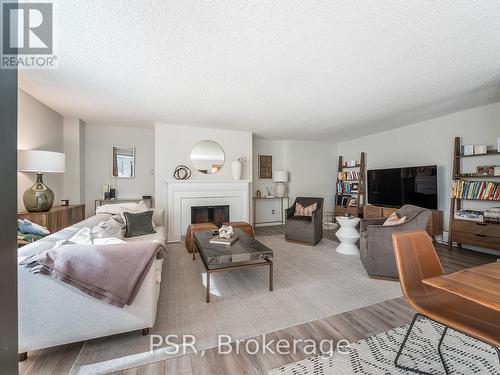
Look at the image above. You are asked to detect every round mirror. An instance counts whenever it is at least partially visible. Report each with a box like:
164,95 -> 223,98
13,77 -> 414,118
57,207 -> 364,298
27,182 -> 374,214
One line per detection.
190,140 -> 225,174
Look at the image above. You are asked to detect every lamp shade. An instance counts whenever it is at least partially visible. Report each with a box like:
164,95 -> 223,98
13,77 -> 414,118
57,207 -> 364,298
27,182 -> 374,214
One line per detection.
273,170 -> 288,183
18,150 -> 65,173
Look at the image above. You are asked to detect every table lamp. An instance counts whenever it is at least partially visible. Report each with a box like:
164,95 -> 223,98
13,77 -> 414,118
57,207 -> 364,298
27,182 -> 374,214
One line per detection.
273,170 -> 288,197
18,150 -> 65,212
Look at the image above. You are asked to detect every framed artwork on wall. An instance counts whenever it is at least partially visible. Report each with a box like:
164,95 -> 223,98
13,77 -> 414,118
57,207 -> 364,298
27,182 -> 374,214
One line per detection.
259,154 -> 273,179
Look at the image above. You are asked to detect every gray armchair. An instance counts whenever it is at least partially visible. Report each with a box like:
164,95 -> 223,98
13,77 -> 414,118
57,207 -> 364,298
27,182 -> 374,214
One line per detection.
285,197 -> 323,245
360,204 -> 431,279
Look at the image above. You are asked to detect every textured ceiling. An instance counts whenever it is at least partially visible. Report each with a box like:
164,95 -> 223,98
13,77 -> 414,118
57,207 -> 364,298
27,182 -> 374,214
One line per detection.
19,1 -> 500,140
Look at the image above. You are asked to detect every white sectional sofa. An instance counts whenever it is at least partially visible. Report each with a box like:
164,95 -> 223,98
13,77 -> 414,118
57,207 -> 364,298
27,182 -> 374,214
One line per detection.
17,210 -> 166,355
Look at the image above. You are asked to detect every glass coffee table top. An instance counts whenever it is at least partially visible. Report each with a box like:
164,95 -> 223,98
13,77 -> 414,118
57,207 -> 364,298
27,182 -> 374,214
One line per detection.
193,228 -> 273,268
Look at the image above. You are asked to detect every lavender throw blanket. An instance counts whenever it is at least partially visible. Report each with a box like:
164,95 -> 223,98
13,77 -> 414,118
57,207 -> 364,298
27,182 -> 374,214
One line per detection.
21,242 -> 165,307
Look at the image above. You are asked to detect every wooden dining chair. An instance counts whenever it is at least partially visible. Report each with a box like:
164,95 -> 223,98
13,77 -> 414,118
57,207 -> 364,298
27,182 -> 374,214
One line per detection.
392,230 -> 500,374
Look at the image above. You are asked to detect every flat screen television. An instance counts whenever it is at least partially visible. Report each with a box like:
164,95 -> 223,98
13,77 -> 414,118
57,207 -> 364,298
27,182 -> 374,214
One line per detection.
367,165 -> 437,209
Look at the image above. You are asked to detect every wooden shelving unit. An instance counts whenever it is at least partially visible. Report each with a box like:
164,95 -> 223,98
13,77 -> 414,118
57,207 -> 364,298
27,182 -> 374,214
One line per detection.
448,137 -> 500,251
455,150 -> 500,158
334,152 -> 366,218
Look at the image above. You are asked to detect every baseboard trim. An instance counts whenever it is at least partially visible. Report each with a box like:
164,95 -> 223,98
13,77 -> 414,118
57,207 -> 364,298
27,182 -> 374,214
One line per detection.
368,275 -> 399,282
285,238 -> 318,246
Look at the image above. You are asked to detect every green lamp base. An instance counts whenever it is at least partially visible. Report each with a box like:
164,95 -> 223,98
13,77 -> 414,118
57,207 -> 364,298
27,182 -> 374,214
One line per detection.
23,173 -> 54,212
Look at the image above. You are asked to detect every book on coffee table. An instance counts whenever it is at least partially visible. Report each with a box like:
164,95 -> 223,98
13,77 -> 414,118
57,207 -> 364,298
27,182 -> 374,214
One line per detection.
209,235 -> 239,245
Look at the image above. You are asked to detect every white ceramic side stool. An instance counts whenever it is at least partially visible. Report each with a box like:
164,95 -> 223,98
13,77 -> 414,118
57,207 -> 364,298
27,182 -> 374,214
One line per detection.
335,216 -> 361,255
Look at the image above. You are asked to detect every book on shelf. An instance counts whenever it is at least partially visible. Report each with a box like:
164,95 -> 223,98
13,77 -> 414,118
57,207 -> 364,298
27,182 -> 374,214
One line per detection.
336,181 -> 359,194
452,180 -> 500,200
337,171 -> 359,181
336,194 -> 352,207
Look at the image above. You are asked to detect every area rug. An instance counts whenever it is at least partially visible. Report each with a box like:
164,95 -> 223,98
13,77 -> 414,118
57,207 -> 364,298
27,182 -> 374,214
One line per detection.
70,235 -> 402,374
270,317 -> 499,374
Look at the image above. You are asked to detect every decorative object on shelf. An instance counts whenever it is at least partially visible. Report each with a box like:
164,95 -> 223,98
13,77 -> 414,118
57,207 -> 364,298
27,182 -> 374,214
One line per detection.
102,181 -> 115,200
256,190 -> 262,198
264,186 -> 275,198
112,145 -> 135,178
173,165 -> 191,180
344,160 -> 358,167
231,157 -> 246,180
61,199 -> 69,206
190,140 -> 224,174
272,170 -> 288,197
102,184 -> 109,199
474,144 -> 487,155
258,154 -> 272,179
497,137 -> 500,152
18,150 -> 65,212
476,165 -> 496,176
462,144 -> 474,156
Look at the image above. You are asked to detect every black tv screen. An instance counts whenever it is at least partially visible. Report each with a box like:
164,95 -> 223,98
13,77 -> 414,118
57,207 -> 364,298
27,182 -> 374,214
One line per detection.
367,165 -> 437,209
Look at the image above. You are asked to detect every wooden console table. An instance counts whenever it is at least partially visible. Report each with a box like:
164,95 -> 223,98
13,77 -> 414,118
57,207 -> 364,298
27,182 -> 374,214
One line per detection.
18,205 -> 85,234
253,196 -> 289,226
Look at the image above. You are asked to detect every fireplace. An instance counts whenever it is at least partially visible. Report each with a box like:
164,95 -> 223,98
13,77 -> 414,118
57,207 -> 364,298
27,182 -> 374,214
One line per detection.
165,181 -> 250,242
191,205 -> 229,228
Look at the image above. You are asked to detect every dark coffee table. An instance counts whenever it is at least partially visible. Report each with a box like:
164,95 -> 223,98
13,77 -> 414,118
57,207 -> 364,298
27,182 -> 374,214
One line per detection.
193,228 -> 273,302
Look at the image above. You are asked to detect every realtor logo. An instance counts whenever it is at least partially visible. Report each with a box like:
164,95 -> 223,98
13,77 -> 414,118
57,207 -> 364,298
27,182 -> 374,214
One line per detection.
1,0 -> 56,69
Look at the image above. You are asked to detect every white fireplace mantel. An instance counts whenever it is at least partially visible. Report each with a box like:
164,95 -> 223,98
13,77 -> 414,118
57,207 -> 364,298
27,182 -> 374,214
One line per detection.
165,180 -> 251,242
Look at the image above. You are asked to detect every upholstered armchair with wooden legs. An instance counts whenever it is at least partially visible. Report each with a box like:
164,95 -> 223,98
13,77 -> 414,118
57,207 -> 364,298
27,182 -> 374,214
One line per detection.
285,197 -> 323,245
392,230 -> 500,374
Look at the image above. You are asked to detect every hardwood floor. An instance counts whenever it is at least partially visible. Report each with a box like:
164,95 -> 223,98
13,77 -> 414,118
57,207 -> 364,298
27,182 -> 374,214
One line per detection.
20,225 -> 497,375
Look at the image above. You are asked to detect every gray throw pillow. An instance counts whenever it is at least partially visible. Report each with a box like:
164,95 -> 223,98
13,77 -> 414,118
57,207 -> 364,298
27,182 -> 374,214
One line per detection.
124,211 -> 156,238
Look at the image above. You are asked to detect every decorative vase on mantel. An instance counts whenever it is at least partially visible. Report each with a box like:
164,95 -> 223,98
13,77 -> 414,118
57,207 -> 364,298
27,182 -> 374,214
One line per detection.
231,160 -> 242,180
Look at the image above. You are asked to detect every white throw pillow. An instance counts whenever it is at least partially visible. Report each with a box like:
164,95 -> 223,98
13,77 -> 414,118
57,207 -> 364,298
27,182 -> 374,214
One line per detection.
96,201 -> 153,227
95,202 -> 139,215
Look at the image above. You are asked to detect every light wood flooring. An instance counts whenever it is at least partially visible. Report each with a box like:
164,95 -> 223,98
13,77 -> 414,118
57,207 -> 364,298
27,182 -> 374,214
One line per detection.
19,225 -> 496,375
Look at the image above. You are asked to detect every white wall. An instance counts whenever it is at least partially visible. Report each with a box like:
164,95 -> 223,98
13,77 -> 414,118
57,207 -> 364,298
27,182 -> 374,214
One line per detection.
155,123 -> 253,212
337,101 -> 500,230
17,90 -> 64,211
285,140 -> 337,213
63,118 -> 86,204
252,138 -> 337,224
85,124 -> 155,216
